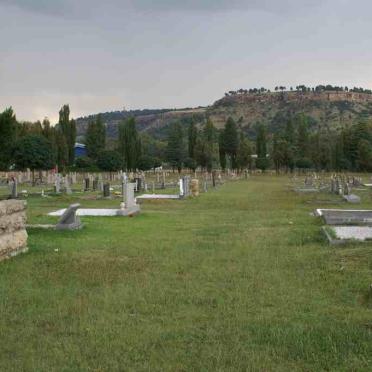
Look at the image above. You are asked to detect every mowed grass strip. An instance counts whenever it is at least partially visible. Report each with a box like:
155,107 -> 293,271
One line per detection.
0,176 -> 371,371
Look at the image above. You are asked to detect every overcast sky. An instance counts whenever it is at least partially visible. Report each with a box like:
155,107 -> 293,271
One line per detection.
1,0 -> 372,123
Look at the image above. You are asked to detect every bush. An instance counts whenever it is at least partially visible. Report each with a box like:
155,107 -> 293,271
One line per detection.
96,150 -> 122,172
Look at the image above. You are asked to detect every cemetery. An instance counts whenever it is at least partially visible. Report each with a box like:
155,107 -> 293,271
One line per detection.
0,170 -> 371,370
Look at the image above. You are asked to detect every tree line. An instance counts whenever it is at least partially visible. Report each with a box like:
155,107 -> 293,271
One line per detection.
224,84 -> 372,97
2,104 -> 372,175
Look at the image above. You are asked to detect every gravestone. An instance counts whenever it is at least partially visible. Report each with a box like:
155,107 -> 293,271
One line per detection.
54,174 -> 61,193
65,176 -> 72,195
84,178 -> 90,191
93,178 -> 98,191
103,183 -> 110,198
125,183 -> 136,208
134,177 -> 142,192
9,178 -> 18,199
191,179 -> 200,196
56,204 -> 83,230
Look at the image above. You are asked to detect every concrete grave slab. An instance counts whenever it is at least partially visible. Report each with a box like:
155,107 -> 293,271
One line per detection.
316,209 -> 372,225
343,194 -> 361,203
135,194 -> 180,202
322,225 -> 372,245
49,206 -> 140,217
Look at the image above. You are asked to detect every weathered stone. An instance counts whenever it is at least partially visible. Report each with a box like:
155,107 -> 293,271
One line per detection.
343,194 -> 361,203
191,179 -> 200,196
0,200 -> 28,261
56,204 -> 83,230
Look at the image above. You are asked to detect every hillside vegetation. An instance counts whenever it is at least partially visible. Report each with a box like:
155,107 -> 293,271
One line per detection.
76,90 -> 372,140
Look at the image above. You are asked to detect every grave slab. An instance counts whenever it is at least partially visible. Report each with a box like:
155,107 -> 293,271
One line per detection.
343,194 -> 361,203
316,209 -> 372,225
49,206 -> 140,217
322,225 -> 372,245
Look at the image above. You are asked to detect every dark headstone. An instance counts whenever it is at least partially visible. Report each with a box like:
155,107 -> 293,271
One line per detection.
103,183 -> 110,198
134,177 -> 142,192
84,178 -> 90,191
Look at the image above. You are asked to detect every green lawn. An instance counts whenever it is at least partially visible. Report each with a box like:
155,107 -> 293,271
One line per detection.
1,176 -> 371,371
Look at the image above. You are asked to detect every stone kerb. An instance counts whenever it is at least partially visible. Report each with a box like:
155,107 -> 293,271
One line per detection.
0,200 -> 28,261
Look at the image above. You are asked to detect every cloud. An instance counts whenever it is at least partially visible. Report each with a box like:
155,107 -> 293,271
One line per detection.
0,0 -> 324,17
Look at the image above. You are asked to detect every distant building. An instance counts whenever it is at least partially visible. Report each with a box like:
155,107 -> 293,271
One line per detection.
74,143 -> 87,158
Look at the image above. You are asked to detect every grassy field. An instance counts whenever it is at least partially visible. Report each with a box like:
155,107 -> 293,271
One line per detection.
0,175 -> 371,371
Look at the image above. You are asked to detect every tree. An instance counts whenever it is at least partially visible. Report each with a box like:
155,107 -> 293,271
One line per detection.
236,132 -> 252,170
272,133 -> 287,173
118,117 -> 141,171
13,134 -> 55,185
255,123 -> 269,171
223,117 -> 239,169
187,120 -> 198,160
166,122 -> 185,173
55,130 -> 69,169
86,114 -> 106,159
195,118 -> 219,172
296,114 -> 310,159
58,105 -> 76,166
97,150 -> 122,173
356,139 -> 372,171
0,107 -> 17,170
218,130 -> 226,171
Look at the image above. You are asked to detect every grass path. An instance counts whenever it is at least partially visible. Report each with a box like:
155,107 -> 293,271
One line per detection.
0,176 -> 371,371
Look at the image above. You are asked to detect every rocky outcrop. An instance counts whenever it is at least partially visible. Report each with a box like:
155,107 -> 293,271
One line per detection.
0,200 -> 28,261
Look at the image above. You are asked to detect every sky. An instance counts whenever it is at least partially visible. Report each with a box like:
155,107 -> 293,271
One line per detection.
1,0 -> 372,123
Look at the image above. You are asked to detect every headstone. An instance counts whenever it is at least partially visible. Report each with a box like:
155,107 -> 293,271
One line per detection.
84,178 -> 90,191
65,176 -> 72,195
93,178 -> 98,191
9,178 -> 18,199
56,204 -> 83,230
181,176 -> 190,197
103,183 -> 110,198
125,183 -> 136,208
54,174 -> 61,193
134,177 -> 142,192
191,179 -> 200,196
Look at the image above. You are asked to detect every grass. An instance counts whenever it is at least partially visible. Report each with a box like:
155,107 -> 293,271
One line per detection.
0,175 -> 371,371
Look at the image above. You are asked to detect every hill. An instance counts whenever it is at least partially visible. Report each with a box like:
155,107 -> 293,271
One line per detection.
75,90 -> 372,140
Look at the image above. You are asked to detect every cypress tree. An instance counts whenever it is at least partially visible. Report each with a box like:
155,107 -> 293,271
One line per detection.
0,107 -> 17,170
256,123 -> 269,171
223,117 -> 239,169
118,117 -> 141,171
58,105 -> 76,166
166,122 -> 185,173
86,114 -> 106,159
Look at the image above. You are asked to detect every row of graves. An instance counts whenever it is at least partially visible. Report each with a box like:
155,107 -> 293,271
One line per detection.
0,169 -> 230,200
292,172 -> 372,244
0,168 -> 243,260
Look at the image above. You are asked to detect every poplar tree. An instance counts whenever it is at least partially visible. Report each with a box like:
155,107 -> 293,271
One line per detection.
236,132 -> 252,171
0,107 -> 17,170
188,120 -> 198,160
166,122 -> 185,173
256,123 -> 269,171
86,114 -> 106,159
223,117 -> 239,169
58,105 -> 76,166
118,117 -> 141,171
